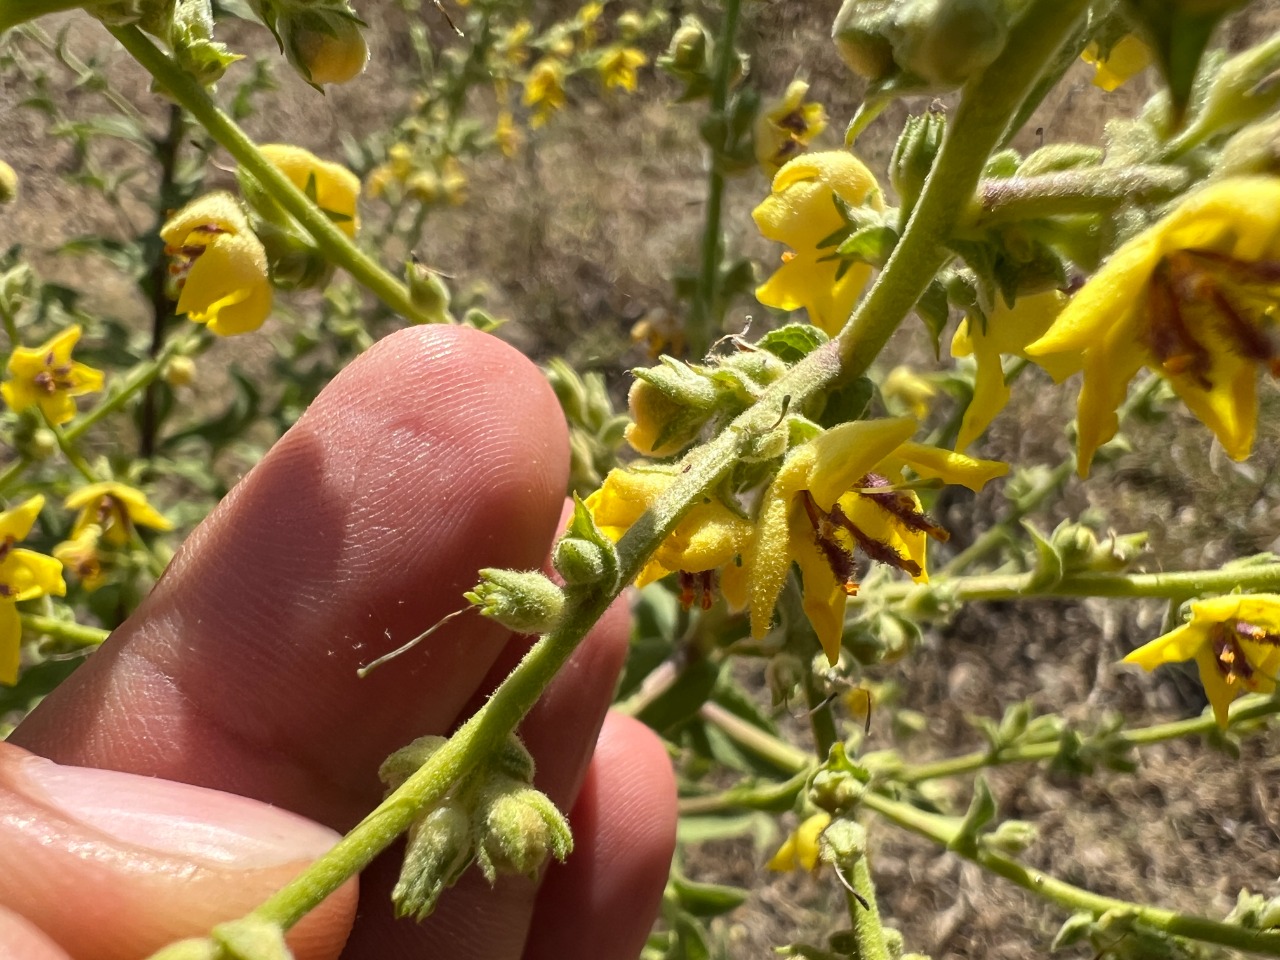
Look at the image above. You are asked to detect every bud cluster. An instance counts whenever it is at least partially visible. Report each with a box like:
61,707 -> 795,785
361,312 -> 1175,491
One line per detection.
380,734 -> 573,921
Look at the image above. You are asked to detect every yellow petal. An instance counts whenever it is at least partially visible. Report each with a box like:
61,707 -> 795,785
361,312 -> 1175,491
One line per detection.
893,442 -> 1009,492
792,522 -> 848,665
1073,328 -> 1147,478
1193,645 -> 1237,729
260,144 -> 362,237
1167,348 -> 1257,462
5,549 -> 67,601
161,191 -> 251,245
0,495 -> 44,542
177,232 -> 273,336
805,417 -> 918,511
0,602 -> 19,685
1123,622 -> 1207,670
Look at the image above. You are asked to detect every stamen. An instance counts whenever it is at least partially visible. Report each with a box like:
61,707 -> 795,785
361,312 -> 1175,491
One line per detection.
1145,258 -> 1212,388
855,473 -> 950,542
829,502 -> 923,578
1234,619 -> 1280,647
1212,625 -> 1257,689
801,492 -> 860,596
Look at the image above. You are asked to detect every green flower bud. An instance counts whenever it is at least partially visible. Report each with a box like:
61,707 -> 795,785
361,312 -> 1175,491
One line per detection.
890,111 -> 945,222
210,918 -> 292,960
394,802 -> 475,920
474,776 -> 573,882
552,534 -> 610,586
831,0 -> 896,81
886,0 -> 1010,90
1017,143 -> 1104,176
0,160 -> 17,205
616,11 -> 644,41
809,767 -> 865,815
493,734 -> 536,783
1216,114 -> 1280,178
464,568 -> 566,634
817,818 -> 866,867
553,494 -> 620,589
662,15 -> 710,75
625,377 -> 709,458
406,261 -> 456,324
163,355 -> 197,388
379,734 -> 449,791
984,819 -> 1038,855
281,10 -> 369,85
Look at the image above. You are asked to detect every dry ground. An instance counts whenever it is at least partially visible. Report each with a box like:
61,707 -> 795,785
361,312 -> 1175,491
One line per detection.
2,2 -> 1280,957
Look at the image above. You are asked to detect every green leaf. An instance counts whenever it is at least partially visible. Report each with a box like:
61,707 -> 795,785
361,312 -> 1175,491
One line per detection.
755,324 -> 828,364
634,656 -> 721,733
915,278 -> 950,358
669,876 -> 750,917
1123,0 -> 1246,128
816,376 -> 873,429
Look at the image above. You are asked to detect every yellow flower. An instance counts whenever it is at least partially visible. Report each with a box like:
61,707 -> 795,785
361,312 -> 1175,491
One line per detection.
52,523 -> 106,593
1082,34 -> 1152,92
585,466 -> 753,609
746,418 -> 1006,663
523,59 -> 567,127
754,79 -> 828,178
65,482 -> 172,547
440,157 -> 468,206
497,19 -> 533,67
1026,177 -> 1280,477
2,325 -> 104,426
950,290 -> 1076,452
495,110 -> 524,158
754,151 -> 884,336
1124,594 -> 1280,728
161,192 -> 272,337
598,45 -> 647,92
259,144 -> 361,238
880,365 -> 938,421
577,1 -> 604,47
0,495 -> 67,684
767,812 -> 830,872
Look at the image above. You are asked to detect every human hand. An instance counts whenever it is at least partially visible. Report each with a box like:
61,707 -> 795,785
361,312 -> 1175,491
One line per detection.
0,326 -> 676,960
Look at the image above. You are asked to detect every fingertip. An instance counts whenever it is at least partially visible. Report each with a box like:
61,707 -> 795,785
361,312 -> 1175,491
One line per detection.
0,906 -> 72,960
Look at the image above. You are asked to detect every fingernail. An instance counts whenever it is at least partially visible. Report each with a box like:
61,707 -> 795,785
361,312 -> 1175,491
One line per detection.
9,748 -> 339,867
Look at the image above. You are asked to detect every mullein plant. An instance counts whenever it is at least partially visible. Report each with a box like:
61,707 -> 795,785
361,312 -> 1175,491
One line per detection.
3,1 -> 1280,959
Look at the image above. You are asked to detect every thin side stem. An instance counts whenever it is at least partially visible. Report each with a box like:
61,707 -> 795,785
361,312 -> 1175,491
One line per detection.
22,613 -> 109,648
687,0 -> 742,359
968,165 -> 1191,227
861,791 -> 1280,955
107,25 -> 436,326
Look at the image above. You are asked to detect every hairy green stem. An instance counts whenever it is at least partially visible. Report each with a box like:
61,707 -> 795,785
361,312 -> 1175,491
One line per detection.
683,693 -> 1279,816
852,562 -> 1280,608
106,25 -> 435,325
847,854 -> 891,960
0,0 -> 82,32
836,0 -> 1090,376
687,0 -> 741,359
968,165 -> 1192,227
22,613 -> 109,648
898,693 -> 1280,784
861,790 -> 1280,955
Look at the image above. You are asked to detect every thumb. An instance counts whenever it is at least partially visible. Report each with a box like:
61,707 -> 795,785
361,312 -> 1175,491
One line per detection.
0,743 -> 356,960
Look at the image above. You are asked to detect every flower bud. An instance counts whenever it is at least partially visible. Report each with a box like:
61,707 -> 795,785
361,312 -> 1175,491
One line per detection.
280,9 -> 369,86
809,767 -> 865,815
1216,114 -> 1280,178
493,734 -> 536,783
163,355 -> 197,388
23,427 -> 58,462
984,819 -> 1038,855
831,0 -> 896,81
818,818 -> 866,867
657,15 -> 714,99
474,776 -> 573,882
406,261 -> 455,324
886,0 -> 1009,90
394,801 -> 474,920
616,11 -> 644,41
1016,143 -> 1104,176
379,734 -> 449,791
552,494 -> 620,589
625,377 -> 708,458
465,568 -> 566,634
889,111 -> 945,222
0,160 -> 18,205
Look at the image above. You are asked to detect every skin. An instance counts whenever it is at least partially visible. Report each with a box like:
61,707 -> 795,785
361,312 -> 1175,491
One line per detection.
0,325 -> 677,959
